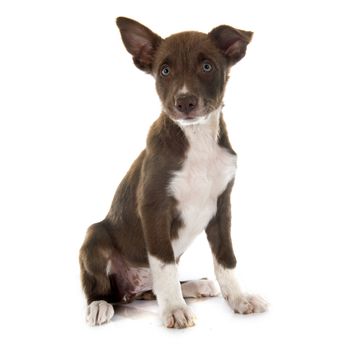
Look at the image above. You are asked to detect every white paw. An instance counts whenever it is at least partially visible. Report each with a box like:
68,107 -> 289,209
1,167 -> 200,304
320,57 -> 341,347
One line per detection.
230,294 -> 268,314
86,300 -> 114,326
181,279 -> 220,298
162,305 -> 196,329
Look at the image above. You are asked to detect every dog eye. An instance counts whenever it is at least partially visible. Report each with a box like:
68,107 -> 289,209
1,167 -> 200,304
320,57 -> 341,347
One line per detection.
161,65 -> 170,77
202,62 -> 213,72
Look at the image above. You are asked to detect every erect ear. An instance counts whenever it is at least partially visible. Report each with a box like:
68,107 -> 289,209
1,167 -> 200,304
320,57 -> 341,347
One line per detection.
209,25 -> 253,66
116,17 -> 163,73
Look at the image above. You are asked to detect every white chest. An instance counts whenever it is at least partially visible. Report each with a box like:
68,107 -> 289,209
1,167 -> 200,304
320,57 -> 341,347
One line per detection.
168,115 -> 237,258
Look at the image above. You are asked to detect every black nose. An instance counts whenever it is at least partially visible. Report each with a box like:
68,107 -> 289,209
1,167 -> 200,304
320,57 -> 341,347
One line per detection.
175,95 -> 198,114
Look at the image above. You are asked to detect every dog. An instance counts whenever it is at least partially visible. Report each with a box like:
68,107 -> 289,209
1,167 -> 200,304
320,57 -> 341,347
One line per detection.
79,17 -> 268,328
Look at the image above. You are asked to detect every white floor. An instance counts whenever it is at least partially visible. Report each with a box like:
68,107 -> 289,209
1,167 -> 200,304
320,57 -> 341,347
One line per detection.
43,283 -> 350,350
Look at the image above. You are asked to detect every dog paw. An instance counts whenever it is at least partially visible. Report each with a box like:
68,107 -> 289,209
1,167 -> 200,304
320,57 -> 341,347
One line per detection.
162,305 -> 196,329
181,279 -> 220,298
230,294 -> 268,314
86,300 -> 114,326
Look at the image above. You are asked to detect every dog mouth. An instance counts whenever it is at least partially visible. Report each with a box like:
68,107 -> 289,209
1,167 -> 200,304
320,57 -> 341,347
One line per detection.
165,103 -> 216,126
168,111 -> 209,126
174,114 -> 211,126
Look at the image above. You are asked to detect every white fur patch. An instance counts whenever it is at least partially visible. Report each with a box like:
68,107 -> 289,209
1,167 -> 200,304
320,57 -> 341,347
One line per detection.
86,300 -> 114,326
174,115 -> 208,126
148,255 -> 185,309
181,279 -> 220,298
163,306 -> 196,328
169,108 -> 237,258
231,294 -> 268,314
148,255 -> 195,328
178,85 -> 189,94
213,257 -> 268,314
214,257 -> 242,300
106,260 -> 112,275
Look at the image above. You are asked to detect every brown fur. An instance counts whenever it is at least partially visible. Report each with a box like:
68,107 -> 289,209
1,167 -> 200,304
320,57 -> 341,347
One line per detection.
79,17 -> 252,307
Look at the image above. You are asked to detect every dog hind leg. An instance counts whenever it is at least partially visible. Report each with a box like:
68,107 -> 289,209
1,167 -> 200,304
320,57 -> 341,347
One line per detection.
135,279 -> 219,300
79,222 -> 116,326
181,279 -> 220,298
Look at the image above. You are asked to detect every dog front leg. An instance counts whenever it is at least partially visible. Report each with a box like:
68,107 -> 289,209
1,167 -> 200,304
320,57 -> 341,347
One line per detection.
205,182 -> 268,314
140,206 -> 196,328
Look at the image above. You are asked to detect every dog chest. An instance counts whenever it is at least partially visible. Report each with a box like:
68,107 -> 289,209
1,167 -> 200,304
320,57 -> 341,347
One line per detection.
168,121 -> 237,257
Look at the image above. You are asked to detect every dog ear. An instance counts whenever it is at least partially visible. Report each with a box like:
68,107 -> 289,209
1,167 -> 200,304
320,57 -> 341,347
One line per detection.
209,25 -> 253,66
116,17 -> 163,73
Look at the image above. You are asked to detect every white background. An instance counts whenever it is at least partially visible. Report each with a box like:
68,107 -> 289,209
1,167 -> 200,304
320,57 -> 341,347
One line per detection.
1,0 -> 350,349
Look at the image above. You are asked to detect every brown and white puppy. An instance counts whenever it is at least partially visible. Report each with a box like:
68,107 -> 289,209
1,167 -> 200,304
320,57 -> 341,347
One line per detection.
79,17 -> 267,328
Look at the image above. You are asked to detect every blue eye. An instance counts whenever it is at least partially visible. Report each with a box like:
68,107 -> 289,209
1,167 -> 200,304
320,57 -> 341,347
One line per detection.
161,65 -> 170,76
202,62 -> 213,72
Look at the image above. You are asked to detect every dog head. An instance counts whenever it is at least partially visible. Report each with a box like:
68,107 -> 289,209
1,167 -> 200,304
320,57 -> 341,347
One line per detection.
117,17 -> 253,126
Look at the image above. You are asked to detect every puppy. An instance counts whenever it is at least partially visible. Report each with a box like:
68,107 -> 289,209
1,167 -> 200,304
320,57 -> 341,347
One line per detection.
79,17 -> 267,328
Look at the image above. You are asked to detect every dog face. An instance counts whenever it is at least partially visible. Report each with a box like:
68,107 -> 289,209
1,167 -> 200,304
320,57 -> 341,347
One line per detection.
117,18 -> 253,125
153,32 -> 227,125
